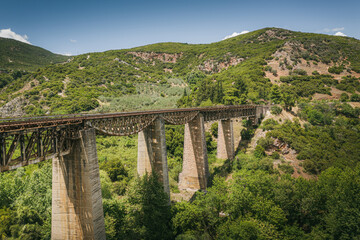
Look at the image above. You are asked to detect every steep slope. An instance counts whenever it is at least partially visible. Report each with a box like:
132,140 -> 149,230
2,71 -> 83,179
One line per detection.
1,28 -> 360,117
0,37 -> 69,71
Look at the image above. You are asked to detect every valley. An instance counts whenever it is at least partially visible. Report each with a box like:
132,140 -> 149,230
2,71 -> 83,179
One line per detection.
0,28 -> 360,239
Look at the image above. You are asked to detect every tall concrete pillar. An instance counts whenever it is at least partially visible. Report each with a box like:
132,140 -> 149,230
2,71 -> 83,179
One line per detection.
52,128 -> 106,240
179,114 -> 209,190
217,119 -> 234,160
137,118 -> 170,197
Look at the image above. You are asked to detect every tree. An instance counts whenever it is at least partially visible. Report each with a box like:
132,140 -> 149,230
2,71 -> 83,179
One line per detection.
281,91 -> 295,111
123,173 -> 173,240
270,85 -> 282,104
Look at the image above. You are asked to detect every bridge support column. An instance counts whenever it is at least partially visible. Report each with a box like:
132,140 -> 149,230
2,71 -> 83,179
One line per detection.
137,118 -> 170,197
179,114 -> 209,190
51,128 -> 106,240
217,119 -> 234,160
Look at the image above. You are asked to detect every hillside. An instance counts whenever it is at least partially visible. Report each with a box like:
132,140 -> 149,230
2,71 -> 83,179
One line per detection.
0,37 -> 69,71
0,27 -> 360,117
0,28 -> 360,239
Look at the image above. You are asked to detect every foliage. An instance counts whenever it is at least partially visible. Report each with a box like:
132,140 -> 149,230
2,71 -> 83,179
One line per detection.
1,27 -> 360,239
254,145 -> 266,159
261,118 -> 279,130
278,164 -> 295,175
122,174 -> 173,240
268,104 -> 360,173
328,65 -> 344,74
0,37 -> 69,71
271,105 -> 282,115
210,122 -> 218,138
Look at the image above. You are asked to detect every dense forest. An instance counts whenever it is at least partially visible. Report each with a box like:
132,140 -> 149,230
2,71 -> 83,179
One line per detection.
0,28 -> 360,239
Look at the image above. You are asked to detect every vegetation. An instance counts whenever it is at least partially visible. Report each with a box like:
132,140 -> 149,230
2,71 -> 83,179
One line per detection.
1,27 -> 360,239
268,102 -> 360,174
0,37 -> 68,71
2,27 -> 360,114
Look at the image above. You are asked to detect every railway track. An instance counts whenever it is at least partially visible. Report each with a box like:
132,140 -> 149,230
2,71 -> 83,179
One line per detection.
0,105 -> 257,133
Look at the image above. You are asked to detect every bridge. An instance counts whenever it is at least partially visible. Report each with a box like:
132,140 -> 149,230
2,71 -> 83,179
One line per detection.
0,105 -> 268,239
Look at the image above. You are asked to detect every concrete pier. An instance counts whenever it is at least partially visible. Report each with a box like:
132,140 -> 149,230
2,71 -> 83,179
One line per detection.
179,114 -> 209,190
137,118 -> 170,196
51,128 -> 106,240
217,119 -> 234,160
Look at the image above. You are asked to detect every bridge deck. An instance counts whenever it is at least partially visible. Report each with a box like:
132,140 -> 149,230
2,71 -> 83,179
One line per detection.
0,105 -> 257,133
0,105 -> 263,172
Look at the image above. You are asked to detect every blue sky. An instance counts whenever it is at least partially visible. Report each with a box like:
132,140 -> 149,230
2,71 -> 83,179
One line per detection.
1,0 -> 359,55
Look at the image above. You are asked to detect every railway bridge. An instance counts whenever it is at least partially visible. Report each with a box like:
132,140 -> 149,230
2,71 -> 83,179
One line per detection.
0,105 -> 268,239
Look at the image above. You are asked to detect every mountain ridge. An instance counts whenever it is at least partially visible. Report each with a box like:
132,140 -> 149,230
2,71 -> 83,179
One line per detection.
0,37 -> 69,71
0,27 -> 359,117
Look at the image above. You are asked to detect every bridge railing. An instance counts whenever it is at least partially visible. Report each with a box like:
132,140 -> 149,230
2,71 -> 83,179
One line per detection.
0,105 -> 261,172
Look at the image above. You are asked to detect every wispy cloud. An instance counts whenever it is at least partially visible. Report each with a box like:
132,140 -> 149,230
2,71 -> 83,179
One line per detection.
334,31 -> 347,37
323,27 -> 347,37
332,27 -> 344,32
223,30 -> 249,40
70,39 -> 77,43
0,28 -> 31,44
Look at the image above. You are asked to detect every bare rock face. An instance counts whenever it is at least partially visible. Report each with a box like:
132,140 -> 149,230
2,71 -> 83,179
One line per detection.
198,56 -> 244,73
128,51 -> 183,63
0,97 -> 28,118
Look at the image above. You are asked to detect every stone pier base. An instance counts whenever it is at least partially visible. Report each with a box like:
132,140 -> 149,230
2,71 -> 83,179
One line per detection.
217,119 -> 234,160
52,128 -> 106,240
179,114 -> 209,190
137,118 -> 170,196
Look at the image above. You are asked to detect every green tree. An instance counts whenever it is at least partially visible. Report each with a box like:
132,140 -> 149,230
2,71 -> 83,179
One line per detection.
270,85 -> 282,104
123,173 -> 173,240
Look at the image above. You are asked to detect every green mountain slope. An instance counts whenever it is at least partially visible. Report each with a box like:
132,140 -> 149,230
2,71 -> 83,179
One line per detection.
1,28 -> 360,240
0,37 -> 69,71
1,28 -> 360,116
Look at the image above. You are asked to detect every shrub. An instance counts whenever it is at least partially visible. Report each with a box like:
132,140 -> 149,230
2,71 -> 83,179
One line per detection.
254,145 -> 265,159
312,71 -> 320,75
257,137 -> 273,150
261,119 -> 279,130
328,65 -> 344,74
292,69 -> 307,76
278,164 -> 294,174
351,93 -> 360,102
340,93 -> 349,102
272,151 -> 280,159
271,106 -> 282,115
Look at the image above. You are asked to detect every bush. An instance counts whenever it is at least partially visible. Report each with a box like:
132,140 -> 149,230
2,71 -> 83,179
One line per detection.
257,137 -> 273,150
254,145 -> 265,159
351,93 -> 360,102
312,71 -> 320,75
271,106 -> 282,115
261,119 -> 279,131
328,65 -> 344,74
272,151 -> 280,159
278,164 -> 294,174
292,69 -> 307,76
340,93 -> 349,102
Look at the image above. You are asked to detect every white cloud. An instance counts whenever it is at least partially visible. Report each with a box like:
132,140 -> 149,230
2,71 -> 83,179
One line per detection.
334,31 -> 347,37
70,39 -> 77,43
223,30 -> 250,40
0,28 -> 31,44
